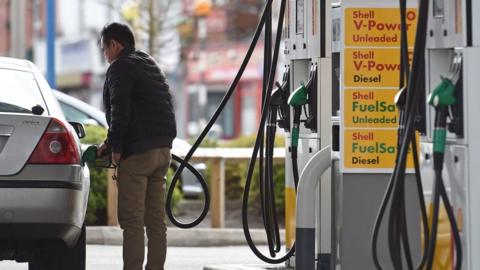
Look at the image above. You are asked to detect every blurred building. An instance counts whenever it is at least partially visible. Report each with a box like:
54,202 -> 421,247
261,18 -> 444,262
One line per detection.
34,37 -> 109,109
1,0 -> 274,140
1,0 -> 186,135
0,0 -> 110,108
0,0 -> 53,60
180,0 -> 267,139
33,0 -> 117,109
33,0 -> 188,137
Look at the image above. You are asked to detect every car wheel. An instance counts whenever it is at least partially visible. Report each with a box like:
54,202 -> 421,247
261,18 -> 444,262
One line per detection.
28,241 -> 53,270
29,224 -> 86,270
55,223 -> 86,270
28,256 -> 48,270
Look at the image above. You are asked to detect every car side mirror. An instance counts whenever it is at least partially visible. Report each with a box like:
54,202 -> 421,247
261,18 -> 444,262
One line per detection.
69,122 -> 86,139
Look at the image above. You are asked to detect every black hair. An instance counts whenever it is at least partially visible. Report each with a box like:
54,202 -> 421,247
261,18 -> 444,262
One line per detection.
100,22 -> 135,48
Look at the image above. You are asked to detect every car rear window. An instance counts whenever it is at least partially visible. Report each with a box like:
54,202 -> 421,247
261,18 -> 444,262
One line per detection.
0,68 -> 47,114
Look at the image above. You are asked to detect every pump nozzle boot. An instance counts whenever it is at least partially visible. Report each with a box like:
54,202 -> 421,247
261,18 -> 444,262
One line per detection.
271,82 -> 286,107
304,64 -> 318,131
394,86 -> 407,109
273,66 -> 291,131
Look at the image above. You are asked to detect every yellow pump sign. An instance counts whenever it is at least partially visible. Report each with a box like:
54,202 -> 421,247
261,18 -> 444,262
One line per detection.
341,7 -> 418,172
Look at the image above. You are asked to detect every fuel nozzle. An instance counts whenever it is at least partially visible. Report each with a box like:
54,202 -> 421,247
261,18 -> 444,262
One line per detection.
428,77 -> 457,108
287,64 -> 318,134
288,82 -> 308,149
271,66 -> 291,131
271,82 -> 285,105
303,64 -> 318,131
286,78 -> 309,189
81,145 -> 116,168
428,77 -> 457,170
394,86 -> 407,109
288,83 -> 308,107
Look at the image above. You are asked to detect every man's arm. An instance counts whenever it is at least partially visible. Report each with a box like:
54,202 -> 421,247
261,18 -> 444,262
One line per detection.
107,60 -> 135,157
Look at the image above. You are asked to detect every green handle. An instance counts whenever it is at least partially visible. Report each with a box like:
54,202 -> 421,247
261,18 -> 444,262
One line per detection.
433,128 -> 447,153
81,145 -> 98,164
288,83 -> 308,107
292,127 -> 299,148
428,77 -> 456,107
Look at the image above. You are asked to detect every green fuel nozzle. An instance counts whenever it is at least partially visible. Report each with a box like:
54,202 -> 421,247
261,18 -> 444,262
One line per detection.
81,145 -> 116,168
428,77 -> 457,108
81,145 -> 98,166
288,83 -> 309,107
429,77 -> 457,167
287,83 -> 308,148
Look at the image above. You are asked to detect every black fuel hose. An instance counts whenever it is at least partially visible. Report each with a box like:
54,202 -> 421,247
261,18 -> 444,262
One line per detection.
259,0 -> 272,232
371,0 -> 431,269
260,2 -> 281,257
426,168 -> 462,270
166,0 -> 275,229
167,0 -> 294,263
263,75 -> 292,257
291,107 -> 302,189
425,108 -> 462,270
242,0 -> 296,264
169,154 -> 210,226
265,106 -> 282,255
391,0 -> 429,268
289,64 -> 316,190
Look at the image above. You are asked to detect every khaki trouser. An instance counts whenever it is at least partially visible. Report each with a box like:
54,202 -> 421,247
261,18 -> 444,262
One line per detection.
117,147 -> 171,270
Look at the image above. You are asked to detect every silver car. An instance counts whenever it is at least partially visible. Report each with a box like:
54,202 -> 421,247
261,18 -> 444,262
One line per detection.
0,57 -> 90,269
53,90 -> 206,198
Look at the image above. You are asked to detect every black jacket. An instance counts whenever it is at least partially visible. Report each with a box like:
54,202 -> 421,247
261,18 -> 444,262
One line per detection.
103,47 -> 176,157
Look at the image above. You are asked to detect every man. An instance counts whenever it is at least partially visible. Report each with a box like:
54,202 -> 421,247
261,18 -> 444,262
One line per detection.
97,22 -> 176,270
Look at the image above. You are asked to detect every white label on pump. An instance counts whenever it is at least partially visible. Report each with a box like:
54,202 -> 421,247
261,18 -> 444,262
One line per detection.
296,0 -> 305,34
433,0 -> 445,18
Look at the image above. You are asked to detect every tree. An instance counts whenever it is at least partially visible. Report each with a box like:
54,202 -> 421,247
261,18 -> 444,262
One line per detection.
99,0 -> 185,63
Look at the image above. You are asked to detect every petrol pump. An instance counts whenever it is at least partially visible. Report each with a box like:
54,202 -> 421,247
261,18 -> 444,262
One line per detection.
418,0 -> 480,268
283,0 -> 332,268
165,0 -> 480,269
330,1 -> 423,269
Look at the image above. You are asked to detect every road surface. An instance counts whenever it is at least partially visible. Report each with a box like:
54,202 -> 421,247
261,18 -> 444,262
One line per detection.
0,245 -> 273,270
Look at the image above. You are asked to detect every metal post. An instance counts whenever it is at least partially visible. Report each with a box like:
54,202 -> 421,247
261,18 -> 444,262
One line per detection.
210,158 -> 225,228
32,0 -> 41,47
46,0 -> 56,88
296,146 -> 333,270
197,16 -> 208,130
79,0 -> 85,33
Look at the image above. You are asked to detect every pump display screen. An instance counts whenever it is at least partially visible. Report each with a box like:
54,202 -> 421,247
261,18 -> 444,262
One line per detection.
296,0 -> 304,34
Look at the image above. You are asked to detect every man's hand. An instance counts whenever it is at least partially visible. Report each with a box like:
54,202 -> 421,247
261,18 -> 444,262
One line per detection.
97,143 -> 109,157
112,152 -> 122,166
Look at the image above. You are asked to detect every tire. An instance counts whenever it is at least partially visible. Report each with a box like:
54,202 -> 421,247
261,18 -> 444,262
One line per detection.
28,258 -> 48,270
29,224 -> 86,270
56,223 -> 86,270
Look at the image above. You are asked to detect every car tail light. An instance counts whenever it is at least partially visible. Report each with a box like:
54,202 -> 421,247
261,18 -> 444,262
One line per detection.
28,118 -> 80,164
